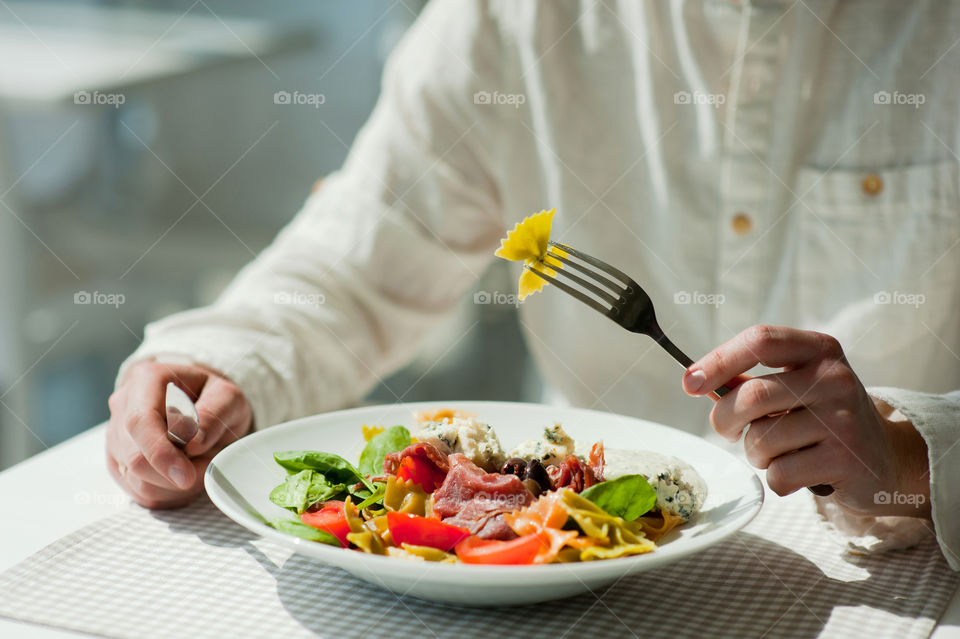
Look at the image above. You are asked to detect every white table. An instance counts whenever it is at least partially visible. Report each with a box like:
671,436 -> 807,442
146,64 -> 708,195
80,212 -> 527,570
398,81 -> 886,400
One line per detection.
2,426 -> 959,638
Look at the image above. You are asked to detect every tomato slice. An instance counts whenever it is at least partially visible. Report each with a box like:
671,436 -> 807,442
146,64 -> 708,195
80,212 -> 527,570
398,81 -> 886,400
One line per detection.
386,512 -> 470,551
301,500 -> 350,548
455,534 -> 541,565
395,455 -> 445,492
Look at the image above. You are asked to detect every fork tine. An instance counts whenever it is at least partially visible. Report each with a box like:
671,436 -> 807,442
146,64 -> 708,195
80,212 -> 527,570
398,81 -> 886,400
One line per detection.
524,265 -> 613,318
545,249 -> 624,300
545,266 -> 620,306
549,241 -> 633,287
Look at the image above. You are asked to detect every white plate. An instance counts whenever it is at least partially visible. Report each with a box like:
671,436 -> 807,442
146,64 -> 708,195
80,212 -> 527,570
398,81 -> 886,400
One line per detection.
205,401 -> 763,606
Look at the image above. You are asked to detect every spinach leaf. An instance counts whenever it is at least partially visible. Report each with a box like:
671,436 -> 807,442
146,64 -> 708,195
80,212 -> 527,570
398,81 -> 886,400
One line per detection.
355,482 -> 387,510
350,486 -> 373,502
273,450 -> 375,492
307,479 -> 346,509
357,425 -> 410,476
269,469 -> 345,514
581,474 -> 658,521
268,518 -> 341,546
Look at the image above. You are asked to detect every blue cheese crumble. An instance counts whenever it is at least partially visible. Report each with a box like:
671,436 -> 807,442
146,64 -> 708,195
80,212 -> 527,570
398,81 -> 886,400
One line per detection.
510,423 -> 576,466
602,448 -> 707,520
414,417 -> 506,472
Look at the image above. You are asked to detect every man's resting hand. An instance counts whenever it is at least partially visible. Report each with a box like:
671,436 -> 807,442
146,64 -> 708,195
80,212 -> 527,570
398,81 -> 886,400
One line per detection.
106,361 -> 252,509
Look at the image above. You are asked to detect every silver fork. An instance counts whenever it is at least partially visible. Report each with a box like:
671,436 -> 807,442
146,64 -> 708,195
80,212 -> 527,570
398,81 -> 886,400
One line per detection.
527,240 -> 835,497
527,241 -> 733,397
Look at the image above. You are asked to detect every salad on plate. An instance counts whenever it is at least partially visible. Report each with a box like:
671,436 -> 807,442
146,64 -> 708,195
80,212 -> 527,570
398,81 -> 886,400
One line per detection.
266,408 -> 706,565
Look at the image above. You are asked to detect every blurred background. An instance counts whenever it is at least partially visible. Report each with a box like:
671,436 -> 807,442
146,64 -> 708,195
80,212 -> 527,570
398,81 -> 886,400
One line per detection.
0,0 -> 541,470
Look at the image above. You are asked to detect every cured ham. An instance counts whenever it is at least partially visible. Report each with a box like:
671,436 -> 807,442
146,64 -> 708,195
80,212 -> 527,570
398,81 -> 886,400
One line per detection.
432,454 -> 534,540
548,455 -> 598,493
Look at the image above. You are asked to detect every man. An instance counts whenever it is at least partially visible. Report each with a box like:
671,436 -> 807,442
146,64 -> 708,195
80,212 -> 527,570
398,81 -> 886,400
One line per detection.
106,1 -> 959,568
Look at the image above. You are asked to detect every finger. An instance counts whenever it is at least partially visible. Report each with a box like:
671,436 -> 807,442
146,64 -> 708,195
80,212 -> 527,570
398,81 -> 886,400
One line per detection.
107,452 -> 182,507
126,407 -> 195,489
107,413 -> 180,489
701,373 -> 753,404
764,443 -> 845,497
125,363 -> 209,447
108,451 -> 207,509
185,378 -> 250,457
166,407 -> 199,447
126,449 -> 184,489
123,364 -> 214,488
683,325 -> 841,396
128,361 -> 210,401
710,369 -> 815,441
743,410 -> 827,469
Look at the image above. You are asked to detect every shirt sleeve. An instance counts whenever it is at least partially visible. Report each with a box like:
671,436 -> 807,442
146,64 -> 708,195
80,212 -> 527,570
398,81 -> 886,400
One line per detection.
814,387 -> 960,570
115,0 -> 506,430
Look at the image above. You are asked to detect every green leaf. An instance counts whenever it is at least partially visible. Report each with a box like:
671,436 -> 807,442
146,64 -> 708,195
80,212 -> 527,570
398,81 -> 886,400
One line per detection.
308,480 -> 346,510
268,518 -> 341,546
358,426 -> 411,476
580,474 -> 658,521
269,469 -> 314,513
355,482 -> 387,510
273,450 -> 375,492
268,469 -> 345,514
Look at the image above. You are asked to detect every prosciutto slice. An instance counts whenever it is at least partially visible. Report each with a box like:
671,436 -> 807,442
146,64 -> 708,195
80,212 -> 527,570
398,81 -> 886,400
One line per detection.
548,455 -> 598,493
432,454 -> 534,540
382,442 -> 450,476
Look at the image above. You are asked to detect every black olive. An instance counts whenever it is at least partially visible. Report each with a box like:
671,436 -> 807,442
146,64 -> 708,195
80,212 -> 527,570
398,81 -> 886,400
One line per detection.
524,459 -> 551,491
522,478 -> 542,498
500,457 -> 527,477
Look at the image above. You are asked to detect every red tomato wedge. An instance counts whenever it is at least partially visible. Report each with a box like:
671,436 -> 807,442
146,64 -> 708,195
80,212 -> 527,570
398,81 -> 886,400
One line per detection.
386,512 -> 470,551
395,455 -> 446,492
455,534 -> 542,565
301,501 -> 350,548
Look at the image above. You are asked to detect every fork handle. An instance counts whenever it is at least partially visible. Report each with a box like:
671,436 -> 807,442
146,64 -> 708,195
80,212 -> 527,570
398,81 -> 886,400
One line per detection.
654,333 -> 835,496
653,333 -> 733,396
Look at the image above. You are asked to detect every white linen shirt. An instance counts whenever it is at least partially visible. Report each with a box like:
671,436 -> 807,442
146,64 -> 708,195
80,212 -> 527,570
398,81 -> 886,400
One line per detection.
118,0 -> 960,568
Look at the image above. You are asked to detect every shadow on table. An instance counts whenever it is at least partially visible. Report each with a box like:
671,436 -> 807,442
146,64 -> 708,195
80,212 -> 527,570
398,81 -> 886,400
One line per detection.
152,503 -> 946,639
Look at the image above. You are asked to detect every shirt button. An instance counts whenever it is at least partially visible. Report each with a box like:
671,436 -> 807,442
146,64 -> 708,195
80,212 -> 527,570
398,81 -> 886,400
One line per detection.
862,174 -> 884,196
731,212 -> 753,235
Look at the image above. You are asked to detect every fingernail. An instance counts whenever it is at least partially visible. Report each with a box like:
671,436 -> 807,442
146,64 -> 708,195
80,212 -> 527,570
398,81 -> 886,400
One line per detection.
684,369 -> 706,394
169,465 -> 190,489
193,430 -> 205,445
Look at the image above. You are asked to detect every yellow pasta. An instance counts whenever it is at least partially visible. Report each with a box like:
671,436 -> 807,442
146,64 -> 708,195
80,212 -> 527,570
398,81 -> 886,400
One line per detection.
386,544 -> 457,563
361,424 -> 384,441
382,476 -> 429,517
635,510 -> 686,543
494,209 -> 567,300
344,498 -> 387,555
557,489 -> 655,560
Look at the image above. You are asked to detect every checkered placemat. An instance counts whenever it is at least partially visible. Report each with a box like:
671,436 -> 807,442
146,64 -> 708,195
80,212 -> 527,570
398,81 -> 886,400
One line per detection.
0,487 -> 956,639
